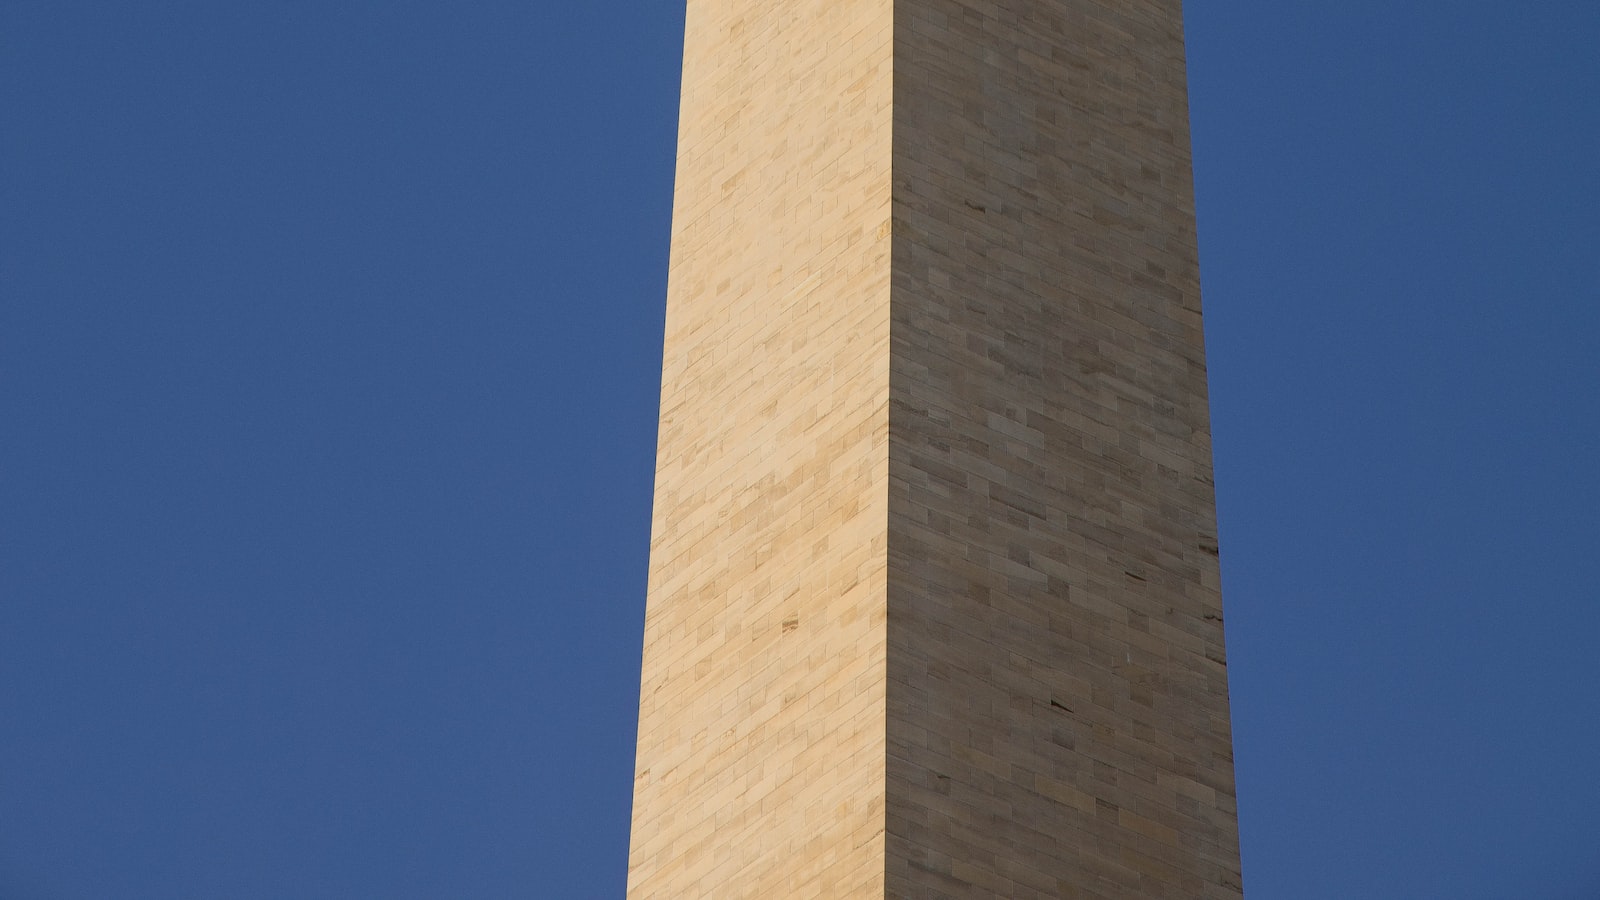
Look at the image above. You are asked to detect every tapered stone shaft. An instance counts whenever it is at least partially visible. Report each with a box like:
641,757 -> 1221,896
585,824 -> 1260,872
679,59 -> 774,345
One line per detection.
629,2 -> 1241,897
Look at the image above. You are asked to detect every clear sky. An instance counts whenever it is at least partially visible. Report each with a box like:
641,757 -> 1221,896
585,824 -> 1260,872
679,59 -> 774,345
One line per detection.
3,2 -> 1596,898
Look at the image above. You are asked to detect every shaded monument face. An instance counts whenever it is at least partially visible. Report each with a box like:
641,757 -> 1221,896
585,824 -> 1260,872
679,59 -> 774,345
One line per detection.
630,2 -> 1241,897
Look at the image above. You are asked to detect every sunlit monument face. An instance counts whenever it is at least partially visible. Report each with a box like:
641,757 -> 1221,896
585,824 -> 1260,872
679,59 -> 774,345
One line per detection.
628,2 -> 1242,896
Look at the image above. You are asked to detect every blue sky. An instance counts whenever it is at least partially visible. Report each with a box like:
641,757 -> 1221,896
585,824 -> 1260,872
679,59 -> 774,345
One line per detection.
3,2 -> 1597,898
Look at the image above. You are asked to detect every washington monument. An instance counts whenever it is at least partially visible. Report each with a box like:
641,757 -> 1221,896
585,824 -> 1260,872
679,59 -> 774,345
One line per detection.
629,1 -> 1242,896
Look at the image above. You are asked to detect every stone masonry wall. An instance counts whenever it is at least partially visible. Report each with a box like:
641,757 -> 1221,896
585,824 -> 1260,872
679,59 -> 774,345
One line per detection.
885,0 -> 1242,896
627,1 -> 895,896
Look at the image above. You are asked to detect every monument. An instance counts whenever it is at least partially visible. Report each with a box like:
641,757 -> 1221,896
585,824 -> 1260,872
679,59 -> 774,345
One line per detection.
629,1 -> 1242,896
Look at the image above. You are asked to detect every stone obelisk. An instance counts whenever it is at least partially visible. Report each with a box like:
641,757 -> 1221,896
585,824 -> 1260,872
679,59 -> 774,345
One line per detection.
628,2 -> 1242,896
